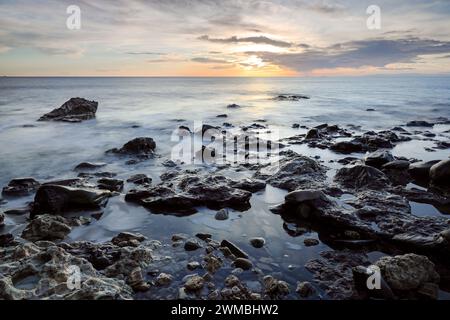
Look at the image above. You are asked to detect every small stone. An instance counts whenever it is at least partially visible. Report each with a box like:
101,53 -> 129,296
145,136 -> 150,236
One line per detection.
196,233 -> 212,241
296,281 -> 316,298
184,238 -> 202,251
225,275 -> 240,287
172,233 -> 187,241
74,162 -> 106,171
156,273 -> 173,286
303,238 -> 320,246
233,258 -> 253,270
215,208 -> 229,220
184,275 -> 205,291
249,237 -> 265,248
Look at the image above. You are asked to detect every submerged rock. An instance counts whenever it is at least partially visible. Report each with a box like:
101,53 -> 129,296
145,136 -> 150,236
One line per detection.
31,184 -> 110,216
74,162 -> 107,171
107,137 -> 156,156
111,232 -> 146,247
249,237 -> 265,248
2,178 -> 40,197
274,94 -> 309,101
38,98 -> 98,122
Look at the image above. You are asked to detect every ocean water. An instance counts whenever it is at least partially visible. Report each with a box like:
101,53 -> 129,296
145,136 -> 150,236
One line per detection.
1,76 -> 450,299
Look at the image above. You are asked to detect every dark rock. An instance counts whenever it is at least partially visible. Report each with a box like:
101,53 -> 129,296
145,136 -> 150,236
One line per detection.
31,184 -> 110,216
111,232 -> 146,247
127,174 -> 152,185
38,98 -> 98,122
217,114 -> 228,118
0,211 -> 4,227
304,238 -> 319,246
330,141 -> 365,154
249,237 -> 265,248
382,160 -> 410,170
435,141 -> 450,149
335,165 -> 390,190
408,160 -> 441,182
274,94 -> 309,101
292,123 -> 300,129
233,258 -> 253,270
220,239 -> 248,259
215,208 -> 229,220
184,238 -> 202,251
407,120 -> 434,127
4,206 -> 30,215
366,108 -> 376,112
97,178 -> 124,192
296,281 -> 316,298
0,233 -> 15,247
337,157 -> 360,165
21,214 -> 73,241
195,233 -> 211,241
2,178 -> 40,197
107,137 -> 156,156
430,159 -> 450,190
364,150 -> 395,168
352,265 -> 395,299
231,178 -> 266,192
227,104 -> 241,109
162,159 -> 177,167
74,162 -> 107,171
305,128 -> 321,140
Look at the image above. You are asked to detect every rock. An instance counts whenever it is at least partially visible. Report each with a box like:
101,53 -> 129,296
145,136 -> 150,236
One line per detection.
352,265 -> 395,299
0,212 -> 4,227
296,281 -> 316,298
430,159 -> 450,189
184,275 -> 204,291
435,141 -> 450,150
184,238 -> 202,251
249,237 -> 265,248
215,208 -> 229,221
127,174 -> 152,185
162,159 -> 177,167
231,179 -> 266,192
227,104 -> 241,109
21,214 -> 73,241
97,178 -> 124,192
217,114 -> 228,118
107,137 -> 156,156
0,233 -> 15,247
366,108 -> 376,112
187,261 -> 201,270
204,254 -> 223,273
408,160 -> 441,182
292,123 -> 300,129
74,162 -> 106,171
285,189 -> 327,203
31,184 -> 110,216
406,120 -> 434,127
330,141 -> 365,154
38,98 -> 98,122
195,233 -> 211,241
263,275 -> 290,297
303,238 -> 319,247
111,232 -> 146,247
155,273 -> 173,286
274,94 -> 309,101
364,150 -> 395,168
2,178 -> 40,197
305,128 -> 321,140
375,254 -> 440,291
382,160 -> 410,170
334,165 -> 390,190
233,258 -> 253,270
220,240 -> 248,259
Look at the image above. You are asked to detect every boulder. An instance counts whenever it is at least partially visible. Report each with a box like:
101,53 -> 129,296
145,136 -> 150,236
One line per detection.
184,275 -> 204,291
97,178 -> 124,192
215,208 -> 229,220
334,165 -> 390,190
382,160 -> 410,170
2,178 -> 40,197
364,150 -> 395,168
305,128 -> 321,140
233,258 -> 253,270
31,184 -> 110,216
330,141 -> 365,154
408,160 -> 441,182
126,174 -> 152,185
430,159 -> 450,189
107,137 -> 156,156
38,98 -> 98,122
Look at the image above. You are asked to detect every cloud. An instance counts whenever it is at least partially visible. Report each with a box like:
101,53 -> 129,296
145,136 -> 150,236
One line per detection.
256,37 -> 450,72
198,35 -> 293,48
191,57 -> 231,64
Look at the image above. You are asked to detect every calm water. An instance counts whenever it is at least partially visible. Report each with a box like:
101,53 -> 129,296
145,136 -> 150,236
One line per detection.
1,76 -> 450,298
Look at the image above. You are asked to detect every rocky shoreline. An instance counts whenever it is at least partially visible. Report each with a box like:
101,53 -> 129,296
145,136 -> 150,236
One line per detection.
1,97 -> 450,300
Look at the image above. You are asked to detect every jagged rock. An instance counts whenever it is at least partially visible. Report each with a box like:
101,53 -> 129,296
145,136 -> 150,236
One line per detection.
97,178 -> 124,192
155,273 -> 173,286
107,137 -> 156,156
31,184 -> 110,216
375,254 -> 440,292
21,214 -> 75,241
220,240 -> 248,259
430,159 -> 450,190
305,128 -> 321,140
38,98 -> 98,122
231,179 -> 266,192
406,120 -> 434,127
126,174 -> 152,185
2,178 -> 40,197
184,238 -> 202,251
249,237 -> 265,248
296,281 -> 316,298
364,150 -> 395,168
111,232 -> 146,247
184,275 -> 204,291
263,275 -> 290,298
215,208 -> 229,221
0,242 -> 133,299
334,165 -> 390,190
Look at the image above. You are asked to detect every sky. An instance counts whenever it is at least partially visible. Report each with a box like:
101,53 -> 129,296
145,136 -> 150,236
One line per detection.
1,0 -> 450,76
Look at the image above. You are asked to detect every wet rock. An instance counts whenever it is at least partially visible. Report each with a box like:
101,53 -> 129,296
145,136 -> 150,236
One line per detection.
38,98 -> 98,122
292,123 -> 300,129
408,160 -> 441,183
187,261 -> 201,270
305,128 -> 321,140
0,242 -> 133,299
334,165 -> 390,190
0,233 -> 15,247
204,254 -> 223,273
74,162 -> 106,171
337,157 -> 360,165
184,238 -> 202,251
231,178 -> 266,192
263,275 -> 290,297
107,137 -> 156,156
111,232 -> 146,247
304,238 -> 319,247
217,114 -> 228,118
195,233 -> 212,241
296,281 -> 316,298
364,150 -> 395,168
2,178 -> 40,197
375,254 -> 440,293
249,237 -> 265,248
127,174 -> 152,185
274,94 -> 309,101
227,104 -> 241,109
242,123 -> 267,131
430,159 -> 450,190
215,208 -> 229,221
97,178 -> 124,192
330,141 -> 365,154
0,211 -> 4,227
184,275 -> 204,291
366,108 -> 376,112
233,258 -> 253,270
406,120 -> 434,127
382,160 -> 410,170
155,273 -> 173,286
352,265 -> 395,299
21,214 -> 73,241
435,141 -> 450,150
31,184 -> 110,216
220,240 -> 248,259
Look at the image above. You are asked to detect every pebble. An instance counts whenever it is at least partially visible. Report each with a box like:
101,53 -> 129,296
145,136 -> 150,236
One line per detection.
215,208 -> 229,220
249,237 -> 265,248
